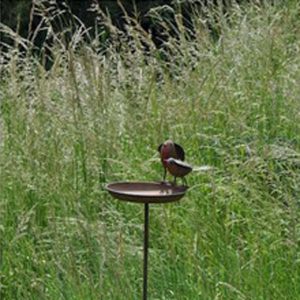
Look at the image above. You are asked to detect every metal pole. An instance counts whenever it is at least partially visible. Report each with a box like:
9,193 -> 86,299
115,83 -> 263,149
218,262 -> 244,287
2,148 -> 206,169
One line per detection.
143,203 -> 149,300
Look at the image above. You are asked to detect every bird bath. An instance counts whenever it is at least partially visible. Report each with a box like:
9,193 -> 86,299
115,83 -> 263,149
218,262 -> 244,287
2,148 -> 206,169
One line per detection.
106,181 -> 188,300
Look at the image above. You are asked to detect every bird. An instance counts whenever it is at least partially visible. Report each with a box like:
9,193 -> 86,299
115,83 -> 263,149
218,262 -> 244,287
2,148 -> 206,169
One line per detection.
164,157 -> 193,185
158,140 -> 185,181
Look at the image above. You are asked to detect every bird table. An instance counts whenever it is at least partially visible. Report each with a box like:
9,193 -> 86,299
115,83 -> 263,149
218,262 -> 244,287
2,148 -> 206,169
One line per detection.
106,182 -> 188,300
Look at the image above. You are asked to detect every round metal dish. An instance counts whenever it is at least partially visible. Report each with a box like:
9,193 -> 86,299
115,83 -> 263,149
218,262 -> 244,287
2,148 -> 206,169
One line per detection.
106,181 -> 188,204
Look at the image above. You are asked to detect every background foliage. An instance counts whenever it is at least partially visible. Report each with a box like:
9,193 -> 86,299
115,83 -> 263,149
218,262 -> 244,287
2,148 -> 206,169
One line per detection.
1,1 -> 300,299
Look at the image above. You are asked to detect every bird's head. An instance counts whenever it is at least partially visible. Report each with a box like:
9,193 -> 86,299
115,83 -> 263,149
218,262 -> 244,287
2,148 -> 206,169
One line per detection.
161,140 -> 175,156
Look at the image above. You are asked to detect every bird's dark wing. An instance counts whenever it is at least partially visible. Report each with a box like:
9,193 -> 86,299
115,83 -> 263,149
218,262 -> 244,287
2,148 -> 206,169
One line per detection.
174,143 -> 185,161
157,143 -> 163,153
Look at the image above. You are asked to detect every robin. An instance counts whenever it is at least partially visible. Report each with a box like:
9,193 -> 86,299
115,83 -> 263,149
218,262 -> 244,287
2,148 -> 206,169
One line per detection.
158,140 -> 185,181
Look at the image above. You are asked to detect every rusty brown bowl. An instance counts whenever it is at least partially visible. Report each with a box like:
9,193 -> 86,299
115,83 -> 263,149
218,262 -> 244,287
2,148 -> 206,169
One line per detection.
106,182 -> 188,204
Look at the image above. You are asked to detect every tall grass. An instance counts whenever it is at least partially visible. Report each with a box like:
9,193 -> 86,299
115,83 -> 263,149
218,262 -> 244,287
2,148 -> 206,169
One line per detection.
1,1 -> 300,299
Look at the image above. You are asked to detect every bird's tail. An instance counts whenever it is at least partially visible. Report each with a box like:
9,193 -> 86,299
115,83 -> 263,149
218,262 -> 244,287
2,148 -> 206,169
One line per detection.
192,165 -> 215,172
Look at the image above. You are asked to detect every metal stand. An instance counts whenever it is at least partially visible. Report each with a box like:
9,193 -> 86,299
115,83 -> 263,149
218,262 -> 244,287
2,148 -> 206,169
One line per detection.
143,203 -> 149,300
106,182 -> 188,300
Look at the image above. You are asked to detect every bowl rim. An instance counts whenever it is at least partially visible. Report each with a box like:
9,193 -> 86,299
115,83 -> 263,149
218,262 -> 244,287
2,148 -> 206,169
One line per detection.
106,181 -> 187,195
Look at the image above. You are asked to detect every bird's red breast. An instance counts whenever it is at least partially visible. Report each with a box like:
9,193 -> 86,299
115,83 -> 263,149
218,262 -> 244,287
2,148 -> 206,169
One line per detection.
160,140 -> 177,168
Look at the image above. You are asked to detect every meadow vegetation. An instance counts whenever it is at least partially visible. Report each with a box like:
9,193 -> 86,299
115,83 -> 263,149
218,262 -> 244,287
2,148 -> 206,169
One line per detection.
1,1 -> 300,299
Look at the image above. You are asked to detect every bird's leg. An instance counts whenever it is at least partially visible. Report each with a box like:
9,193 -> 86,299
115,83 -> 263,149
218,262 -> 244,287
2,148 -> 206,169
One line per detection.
173,176 -> 177,186
161,168 -> 167,184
